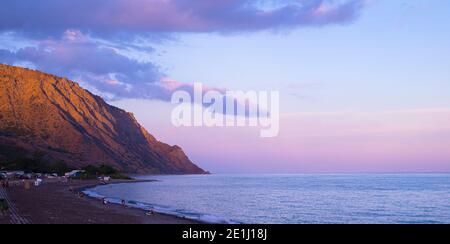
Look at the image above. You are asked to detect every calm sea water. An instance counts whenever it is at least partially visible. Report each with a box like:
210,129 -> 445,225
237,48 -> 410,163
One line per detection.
85,174 -> 450,224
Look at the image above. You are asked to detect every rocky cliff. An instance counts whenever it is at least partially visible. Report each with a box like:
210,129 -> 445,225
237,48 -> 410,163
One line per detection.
0,64 -> 206,174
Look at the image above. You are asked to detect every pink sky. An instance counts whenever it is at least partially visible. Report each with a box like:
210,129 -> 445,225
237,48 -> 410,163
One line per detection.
114,100 -> 450,173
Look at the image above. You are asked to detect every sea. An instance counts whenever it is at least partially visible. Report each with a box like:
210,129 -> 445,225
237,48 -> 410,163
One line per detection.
84,174 -> 450,224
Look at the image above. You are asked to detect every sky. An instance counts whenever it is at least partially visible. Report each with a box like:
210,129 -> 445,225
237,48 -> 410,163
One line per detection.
1,0 -> 450,173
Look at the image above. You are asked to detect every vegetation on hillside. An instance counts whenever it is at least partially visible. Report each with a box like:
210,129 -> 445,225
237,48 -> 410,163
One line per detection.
0,151 -> 130,179
0,152 -> 72,176
77,165 -> 131,180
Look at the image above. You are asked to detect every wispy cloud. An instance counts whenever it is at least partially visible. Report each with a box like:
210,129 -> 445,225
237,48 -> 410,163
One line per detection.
0,0 -> 368,36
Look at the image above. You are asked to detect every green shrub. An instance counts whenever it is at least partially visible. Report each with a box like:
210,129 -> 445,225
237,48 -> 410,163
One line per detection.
109,173 -> 132,180
80,165 -> 130,180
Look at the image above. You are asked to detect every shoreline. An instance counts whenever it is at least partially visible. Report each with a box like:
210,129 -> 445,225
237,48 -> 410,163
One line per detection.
73,179 -> 157,194
1,178 -> 202,224
75,179 -> 210,224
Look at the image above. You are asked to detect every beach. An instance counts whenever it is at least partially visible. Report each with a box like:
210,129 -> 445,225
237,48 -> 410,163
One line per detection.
0,179 -> 199,224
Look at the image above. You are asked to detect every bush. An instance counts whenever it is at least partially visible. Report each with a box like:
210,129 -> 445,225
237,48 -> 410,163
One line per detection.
0,151 -> 73,175
83,165 -> 100,176
98,165 -> 118,175
109,173 -> 132,180
1,155 -> 73,176
83,165 -> 118,176
47,162 -> 73,176
80,165 -> 130,180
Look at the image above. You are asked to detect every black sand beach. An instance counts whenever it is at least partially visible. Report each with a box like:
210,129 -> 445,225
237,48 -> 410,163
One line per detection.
0,179 -> 199,224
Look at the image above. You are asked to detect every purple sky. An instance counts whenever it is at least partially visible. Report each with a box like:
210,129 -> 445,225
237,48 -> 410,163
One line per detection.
1,0 -> 450,173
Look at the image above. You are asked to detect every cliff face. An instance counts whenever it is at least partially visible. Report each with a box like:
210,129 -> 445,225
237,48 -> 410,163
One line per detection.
0,64 -> 206,174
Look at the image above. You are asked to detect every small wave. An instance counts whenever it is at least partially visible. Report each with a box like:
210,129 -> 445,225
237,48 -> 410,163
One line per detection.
83,189 -> 237,224
83,190 -> 105,199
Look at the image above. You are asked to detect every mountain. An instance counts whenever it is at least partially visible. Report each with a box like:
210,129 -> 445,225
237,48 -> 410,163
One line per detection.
0,64 -> 206,174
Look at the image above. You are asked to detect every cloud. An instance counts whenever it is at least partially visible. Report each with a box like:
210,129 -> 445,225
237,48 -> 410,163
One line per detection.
0,0 -> 369,101
0,30 -> 168,100
0,0 -> 367,37
0,30 -> 232,101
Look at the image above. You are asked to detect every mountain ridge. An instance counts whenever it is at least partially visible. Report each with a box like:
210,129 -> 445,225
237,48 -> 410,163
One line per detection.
0,64 -> 206,174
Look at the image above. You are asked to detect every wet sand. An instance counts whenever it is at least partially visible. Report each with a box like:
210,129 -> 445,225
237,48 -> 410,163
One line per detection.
0,179 -> 199,224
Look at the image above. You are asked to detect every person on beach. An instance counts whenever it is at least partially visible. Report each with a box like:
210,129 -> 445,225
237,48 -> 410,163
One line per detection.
102,198 -> 108,205
0,199 -> 9,215
121,199 -> 126,207
24,180 -> 31,190
0,179 -> 8,188
146,209 -> 155,216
